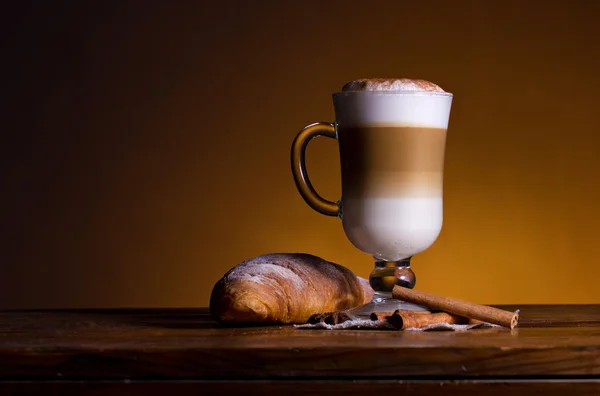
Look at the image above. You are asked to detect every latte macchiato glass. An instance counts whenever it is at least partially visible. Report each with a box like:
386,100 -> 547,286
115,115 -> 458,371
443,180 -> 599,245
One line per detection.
291,79 -> 453,314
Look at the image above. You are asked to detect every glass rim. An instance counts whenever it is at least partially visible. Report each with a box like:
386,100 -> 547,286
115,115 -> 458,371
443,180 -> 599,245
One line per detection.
332,90 -> 453,98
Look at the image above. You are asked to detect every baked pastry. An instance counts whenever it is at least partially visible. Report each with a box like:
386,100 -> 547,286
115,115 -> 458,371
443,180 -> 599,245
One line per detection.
210,253 -> 373,324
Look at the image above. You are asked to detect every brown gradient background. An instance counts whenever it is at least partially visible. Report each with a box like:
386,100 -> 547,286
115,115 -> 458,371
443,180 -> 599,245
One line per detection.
4,1 -> 600,308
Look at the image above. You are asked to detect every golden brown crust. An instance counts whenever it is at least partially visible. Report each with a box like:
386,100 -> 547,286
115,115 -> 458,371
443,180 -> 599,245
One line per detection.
210,253 -> 374,324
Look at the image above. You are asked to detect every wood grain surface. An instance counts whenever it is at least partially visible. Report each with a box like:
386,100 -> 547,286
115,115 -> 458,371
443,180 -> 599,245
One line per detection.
0,380 -> 598,396
0,305 -> 598,394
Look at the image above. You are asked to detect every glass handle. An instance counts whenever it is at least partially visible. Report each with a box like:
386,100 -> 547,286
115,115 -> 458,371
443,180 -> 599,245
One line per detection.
291,122 -> 340,217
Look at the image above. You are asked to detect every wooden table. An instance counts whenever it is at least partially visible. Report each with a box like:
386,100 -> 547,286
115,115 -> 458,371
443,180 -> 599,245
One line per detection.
0,305 -> 598,395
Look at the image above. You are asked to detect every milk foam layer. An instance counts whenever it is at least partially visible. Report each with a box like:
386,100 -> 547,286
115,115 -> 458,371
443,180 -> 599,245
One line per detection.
333,89 -> 452,128
342,197 -> 443,261
342,78 -> 445,93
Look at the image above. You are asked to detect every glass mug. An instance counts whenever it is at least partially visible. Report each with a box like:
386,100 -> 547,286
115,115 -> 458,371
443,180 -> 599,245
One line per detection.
291,90 -> 453,314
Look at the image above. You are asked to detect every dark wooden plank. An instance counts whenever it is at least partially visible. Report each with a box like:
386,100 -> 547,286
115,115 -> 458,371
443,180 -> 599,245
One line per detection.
502,305 -> 600,327
0,380 -> 598,396
0,306 -> 597,380
2,304 -> 597,329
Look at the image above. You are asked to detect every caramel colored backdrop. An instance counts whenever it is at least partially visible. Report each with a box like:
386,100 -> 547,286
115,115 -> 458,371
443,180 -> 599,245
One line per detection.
4,1 -> 600,308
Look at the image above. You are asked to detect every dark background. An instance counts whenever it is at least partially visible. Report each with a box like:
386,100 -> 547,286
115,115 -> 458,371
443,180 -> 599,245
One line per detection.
4,0 -> 600,308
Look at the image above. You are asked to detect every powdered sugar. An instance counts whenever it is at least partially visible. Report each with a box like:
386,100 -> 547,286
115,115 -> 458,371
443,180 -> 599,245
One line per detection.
226,261 -> 306,292
222,253 -> 362,295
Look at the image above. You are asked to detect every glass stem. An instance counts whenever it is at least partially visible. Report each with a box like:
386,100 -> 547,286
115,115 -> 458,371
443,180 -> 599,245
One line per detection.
369,257 -> 416,297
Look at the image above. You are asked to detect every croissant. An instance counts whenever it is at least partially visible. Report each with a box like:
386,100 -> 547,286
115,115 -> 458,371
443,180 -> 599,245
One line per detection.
210,253 -> 373,324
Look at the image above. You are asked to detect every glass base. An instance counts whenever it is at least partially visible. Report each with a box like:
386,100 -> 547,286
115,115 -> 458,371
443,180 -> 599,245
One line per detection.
347,292 -> 428,318
347,256 -> 427,318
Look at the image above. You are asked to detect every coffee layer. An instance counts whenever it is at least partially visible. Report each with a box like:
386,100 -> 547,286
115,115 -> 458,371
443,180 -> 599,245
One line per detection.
338,126 -> 447,198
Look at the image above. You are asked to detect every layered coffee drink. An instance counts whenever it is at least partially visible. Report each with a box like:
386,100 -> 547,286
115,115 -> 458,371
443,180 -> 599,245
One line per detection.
334,79 -> 452,261
291,77 -> 453,312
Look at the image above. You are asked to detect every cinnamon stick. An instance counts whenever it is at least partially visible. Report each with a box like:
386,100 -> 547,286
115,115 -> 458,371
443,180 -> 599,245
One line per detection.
369,310 -> 430,322
388,310 -> 481,330
307,311 -> 352,325
369,311 -> 393,321
392,286 -> 519,329
370,310 -> 481,329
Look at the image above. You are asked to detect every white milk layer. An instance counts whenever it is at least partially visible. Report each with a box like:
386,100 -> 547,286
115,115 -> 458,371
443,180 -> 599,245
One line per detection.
333,91 -> 452,128
341,196 -> 443,261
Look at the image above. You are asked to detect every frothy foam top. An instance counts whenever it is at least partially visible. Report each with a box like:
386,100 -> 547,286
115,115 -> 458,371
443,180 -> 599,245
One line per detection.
334,78 -> 452,128
342,78 -> 445,93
